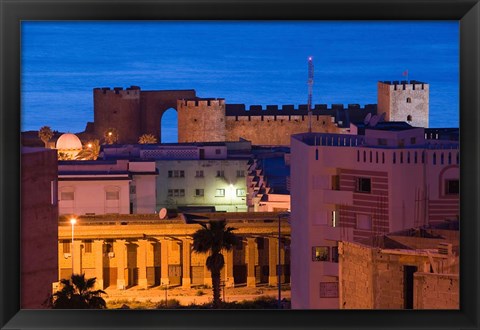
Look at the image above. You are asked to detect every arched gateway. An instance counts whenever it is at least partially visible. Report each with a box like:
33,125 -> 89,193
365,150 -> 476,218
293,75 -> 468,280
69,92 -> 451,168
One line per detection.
93,86 -> 196,144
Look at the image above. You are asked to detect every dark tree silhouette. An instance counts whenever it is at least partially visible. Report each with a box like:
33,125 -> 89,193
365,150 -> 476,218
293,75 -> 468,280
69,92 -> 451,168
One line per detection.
49,274 -> 107,309
192,220 -> 238,308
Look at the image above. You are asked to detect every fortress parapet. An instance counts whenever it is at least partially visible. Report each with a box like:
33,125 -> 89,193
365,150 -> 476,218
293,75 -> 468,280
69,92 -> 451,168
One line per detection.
178,98 -> 226,108
379,80 -> 428,91
226,103 -> 376,116
94,86 -> 141,98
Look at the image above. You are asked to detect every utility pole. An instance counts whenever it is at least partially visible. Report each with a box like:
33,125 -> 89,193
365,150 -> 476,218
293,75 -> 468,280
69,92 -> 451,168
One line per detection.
307,56 -> 314,133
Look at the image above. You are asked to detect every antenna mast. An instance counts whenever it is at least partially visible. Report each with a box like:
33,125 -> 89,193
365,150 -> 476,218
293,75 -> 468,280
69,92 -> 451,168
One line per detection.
307,56 -> 314,133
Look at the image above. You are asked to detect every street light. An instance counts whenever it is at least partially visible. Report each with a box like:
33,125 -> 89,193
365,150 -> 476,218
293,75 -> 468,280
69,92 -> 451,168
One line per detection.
277,211 -> 290,309
70,217 -> 77,274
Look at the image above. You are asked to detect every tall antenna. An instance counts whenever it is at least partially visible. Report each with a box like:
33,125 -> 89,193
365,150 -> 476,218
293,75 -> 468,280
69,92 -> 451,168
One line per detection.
307,56 -> 314,133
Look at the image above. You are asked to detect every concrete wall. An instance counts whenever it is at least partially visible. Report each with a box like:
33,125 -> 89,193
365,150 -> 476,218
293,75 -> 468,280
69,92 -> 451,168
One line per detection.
339,241 -> 459,310
21,148 -> 59,308
414,272 -> 459,309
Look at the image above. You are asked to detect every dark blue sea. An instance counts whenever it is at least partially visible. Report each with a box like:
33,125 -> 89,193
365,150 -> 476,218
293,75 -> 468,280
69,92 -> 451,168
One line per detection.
21,21 -> 459,142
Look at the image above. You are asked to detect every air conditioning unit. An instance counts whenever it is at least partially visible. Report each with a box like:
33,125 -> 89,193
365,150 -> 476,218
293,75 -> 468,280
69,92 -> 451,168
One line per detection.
108,252 -> 115,258
63,253 -> 71,259
438,242 -> 452,255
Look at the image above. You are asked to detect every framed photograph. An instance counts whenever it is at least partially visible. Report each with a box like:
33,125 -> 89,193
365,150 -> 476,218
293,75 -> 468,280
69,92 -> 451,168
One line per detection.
1,0 -> 479,329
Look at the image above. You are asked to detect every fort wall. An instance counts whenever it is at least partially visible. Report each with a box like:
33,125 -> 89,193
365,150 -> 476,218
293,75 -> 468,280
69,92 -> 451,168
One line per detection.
177,98 -> 226,143
91,81 -> 426,145
94,86 -> 141,144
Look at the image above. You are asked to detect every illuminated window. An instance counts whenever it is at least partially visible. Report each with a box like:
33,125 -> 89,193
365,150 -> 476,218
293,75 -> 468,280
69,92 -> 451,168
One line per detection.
215,189 -> 225,197
312,246 -> 329,262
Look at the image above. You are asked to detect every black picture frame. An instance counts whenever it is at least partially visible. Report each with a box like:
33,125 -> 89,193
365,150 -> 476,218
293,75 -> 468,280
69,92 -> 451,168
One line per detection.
1,0 -> 479,329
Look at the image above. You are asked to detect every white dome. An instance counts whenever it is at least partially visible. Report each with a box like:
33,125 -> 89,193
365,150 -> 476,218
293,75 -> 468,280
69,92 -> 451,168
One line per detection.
56,133 -> 82,159
56,133 -> 82,150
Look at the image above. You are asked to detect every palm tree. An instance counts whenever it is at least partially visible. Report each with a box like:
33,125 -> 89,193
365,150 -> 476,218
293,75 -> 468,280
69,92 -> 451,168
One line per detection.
49,273 -> 107,309
38,126 -> 54,148
76,139 -> 101,160
104,128 -> 119,144
192,220 -> 238,308
138,133 -> 157,144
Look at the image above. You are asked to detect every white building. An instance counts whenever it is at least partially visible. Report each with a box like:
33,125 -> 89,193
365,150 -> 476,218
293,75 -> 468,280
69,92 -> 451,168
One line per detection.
58,159 -> 157,215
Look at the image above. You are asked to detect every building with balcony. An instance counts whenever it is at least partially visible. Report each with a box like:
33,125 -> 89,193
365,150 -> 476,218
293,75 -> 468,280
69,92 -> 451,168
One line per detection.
290,123 -> 459,309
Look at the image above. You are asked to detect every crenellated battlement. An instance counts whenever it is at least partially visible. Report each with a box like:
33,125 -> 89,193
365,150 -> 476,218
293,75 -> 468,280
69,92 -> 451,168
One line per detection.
378,80 -> 429,91
178,98 -> 225,108
94,86 -> 141,97
225,103 -> 377,116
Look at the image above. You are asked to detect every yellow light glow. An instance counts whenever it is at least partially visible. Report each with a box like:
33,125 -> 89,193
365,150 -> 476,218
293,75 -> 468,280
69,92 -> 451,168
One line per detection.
70,218 -> 77,225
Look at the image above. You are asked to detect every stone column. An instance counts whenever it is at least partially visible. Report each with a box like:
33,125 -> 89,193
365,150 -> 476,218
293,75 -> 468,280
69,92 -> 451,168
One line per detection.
182,238 -> 192,288
137,239 -> 149,289
268,238 -> 278,286
114,239 -> 127,289
224,249 -> 235,288
246,237 -> 257,288
160,238 -> 169,285
93,240 -> 104,290
72,240 -> 82,275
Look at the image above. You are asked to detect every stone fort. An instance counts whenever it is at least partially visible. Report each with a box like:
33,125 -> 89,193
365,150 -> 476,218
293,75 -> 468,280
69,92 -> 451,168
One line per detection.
88,80 -> 429,145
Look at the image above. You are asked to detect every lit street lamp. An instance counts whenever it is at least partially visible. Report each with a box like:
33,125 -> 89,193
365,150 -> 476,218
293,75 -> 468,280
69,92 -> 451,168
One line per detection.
70,217 -> 77,274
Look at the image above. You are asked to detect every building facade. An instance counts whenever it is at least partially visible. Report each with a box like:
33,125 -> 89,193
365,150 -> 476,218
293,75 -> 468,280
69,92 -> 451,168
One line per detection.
21,147 -> 59,308
58,159 -> 157,216
290,125 -> 459,309
57,213 -> 290,290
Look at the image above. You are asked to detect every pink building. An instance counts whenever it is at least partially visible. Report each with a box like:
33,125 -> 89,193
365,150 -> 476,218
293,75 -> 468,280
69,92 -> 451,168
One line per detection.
21,147 -> 59,308
290,123 -> 459,309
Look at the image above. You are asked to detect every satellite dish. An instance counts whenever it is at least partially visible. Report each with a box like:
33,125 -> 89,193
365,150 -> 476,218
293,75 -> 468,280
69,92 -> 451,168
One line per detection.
379,112 -> 386,122
369,115 -> 380,127
363,113 -> 372,125
159,208 -> 168,220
